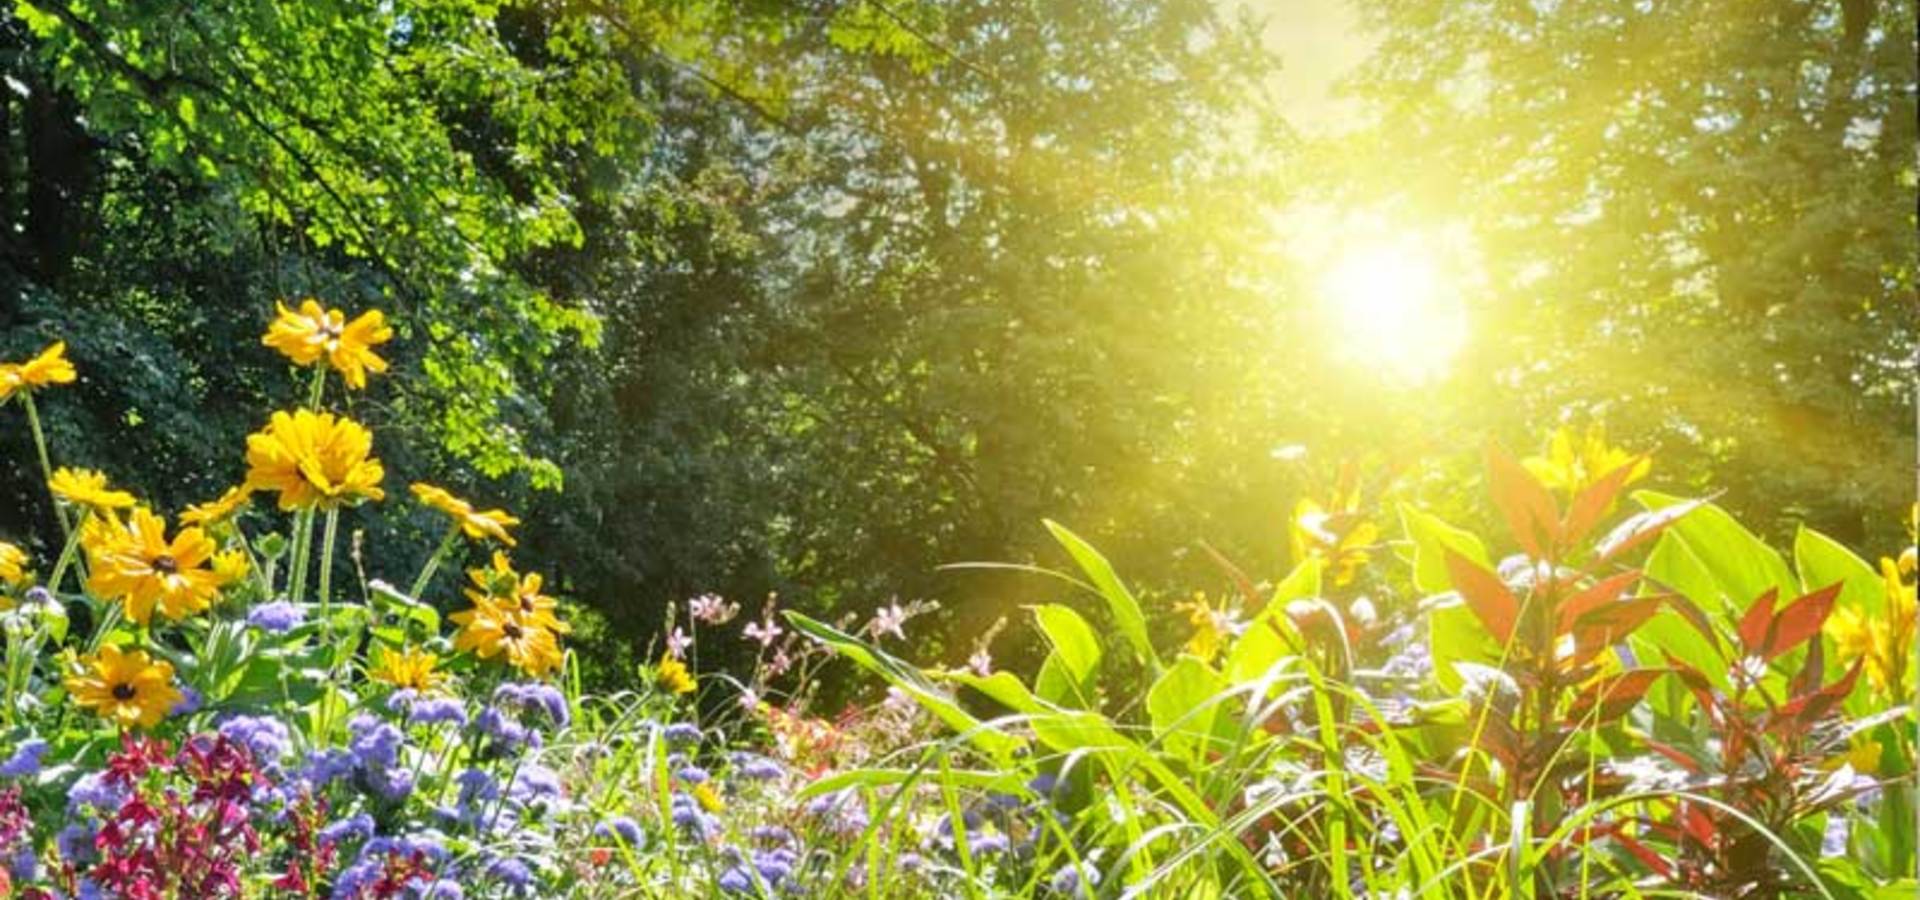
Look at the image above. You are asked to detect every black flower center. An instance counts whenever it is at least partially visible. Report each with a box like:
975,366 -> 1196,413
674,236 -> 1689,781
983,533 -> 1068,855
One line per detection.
111,683 -> 137,701
503,622 -> 524,640
519,595 -> 535,613
152,555 -> 179,575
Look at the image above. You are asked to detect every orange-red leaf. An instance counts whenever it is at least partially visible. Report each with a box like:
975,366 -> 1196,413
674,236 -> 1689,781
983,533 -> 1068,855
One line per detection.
1570,596 -> 1667,662
1737,588 -> 1777,654
1761,581 -> 1843,662
1444,548 -> 1520,644
1562,456 -> 1647,549
1487,442 -> 1562,559
1568,668 -> 1667,722
1556,569 -> 1643,633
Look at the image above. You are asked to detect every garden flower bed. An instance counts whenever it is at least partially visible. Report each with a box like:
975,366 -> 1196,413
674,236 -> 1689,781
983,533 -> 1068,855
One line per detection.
0,302 -> 1912,897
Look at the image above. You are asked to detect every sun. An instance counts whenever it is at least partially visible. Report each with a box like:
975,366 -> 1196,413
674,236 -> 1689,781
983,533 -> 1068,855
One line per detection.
1317,238 -> 1467,382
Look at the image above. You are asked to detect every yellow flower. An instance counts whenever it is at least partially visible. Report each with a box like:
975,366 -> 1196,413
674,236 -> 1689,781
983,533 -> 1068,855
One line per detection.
1289,498 -> 1378,587
452,598 -> 564,677
658,656 -> 697,695
83,508 -> 222,624
368,645 -> 447,692
1827,556 -> 1917,697
411,483 -> 519,546
0,341 -> 77,401
211,549 -> 250,585
244,410 -> 386,510
181,486 -> 253,527
48,468 -> 136,512
691,781 -> 726,813
1522,423 -> 1650,496
65,645 -> 181,730
0,542 -> 26,588
1173,591 -> 1235,663
464,552 -> 569,635
262,299 -> 393,389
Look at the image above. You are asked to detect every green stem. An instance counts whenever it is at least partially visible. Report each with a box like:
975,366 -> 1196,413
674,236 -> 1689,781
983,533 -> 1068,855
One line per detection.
306,365 -> 326,410
288,507 -> 316,604
85,602 -> 122,654
20,392 -> 74,543
317,507 -> 340,633
407,525 -> 464,601
45,509 -> 89,595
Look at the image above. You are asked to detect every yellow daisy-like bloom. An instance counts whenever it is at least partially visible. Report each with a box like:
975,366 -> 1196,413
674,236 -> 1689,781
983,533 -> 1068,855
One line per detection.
1826,556 -> 1916,698
368,645 -> 447,692
658,656 -> 697,695
1172,591 -> 1234,663
181,486 -> 253,527
0,341 -> 77,401
411,483 -> 519,546
83,508 -> 222,624
451,598 -> 564,677
211,549 -> 250,585
262,299 -> 393,390
0,542 -> 26,588
65,645 -> 182,730
464,552 -> 570,635
244,410 -> 386,510
1522,423 -> 1650,497
691,781 -> 726,813
48,468 -> 136,512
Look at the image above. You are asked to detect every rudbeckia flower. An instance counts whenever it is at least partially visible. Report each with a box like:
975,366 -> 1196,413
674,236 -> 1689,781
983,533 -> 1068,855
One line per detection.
47,468 -> 136,512
0,341 -> 77,401
1289,497 -> 1378,587
0,542 -> 26,588
262,299 -> 393,389
369,645 -> 447,692
83,508 -> 223,624
65,645 -> 182,729
452,599 -> 564,677
244,410 -> 386,510
411,483 -> 519,546
657,656 -> 697,695
180,486 -> 253,527
1826,555 -> 1916,697
464,552 -> 569,635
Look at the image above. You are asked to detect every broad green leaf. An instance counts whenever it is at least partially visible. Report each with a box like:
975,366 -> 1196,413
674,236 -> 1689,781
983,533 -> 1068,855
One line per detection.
1146,656 -> 1233,757
1634,491 -> 1793,618
1043,520 -> 1161,671
1225,558 -> 1319,683
1636,532 -> 1731,709
1399,503 -> 1490,595
1795,526 -> 1883,618
1032,604 -> 1101,684
1429,594 -> 1505,695
787,612 -> 1023,764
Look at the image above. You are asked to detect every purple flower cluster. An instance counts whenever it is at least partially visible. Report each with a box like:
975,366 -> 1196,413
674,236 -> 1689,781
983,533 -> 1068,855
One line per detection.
0,739 -> 47,779
246,600 -> 305,634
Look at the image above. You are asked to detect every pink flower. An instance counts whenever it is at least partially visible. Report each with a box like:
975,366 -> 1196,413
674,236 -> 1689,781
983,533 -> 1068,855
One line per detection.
689,594 -> 738,625
968,648 -> 993,677
869,602 -> 909,641
744,617 -> 784,648
666,627 -> 692,660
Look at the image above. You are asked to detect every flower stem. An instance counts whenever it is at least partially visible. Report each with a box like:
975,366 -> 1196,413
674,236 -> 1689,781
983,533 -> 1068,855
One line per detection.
408,525 -> 464,602
45,509 -> 89,596
306,365 -> 326,411
288,507 -> 316,605
20,392 -> 73,543
318,507 -> 341,635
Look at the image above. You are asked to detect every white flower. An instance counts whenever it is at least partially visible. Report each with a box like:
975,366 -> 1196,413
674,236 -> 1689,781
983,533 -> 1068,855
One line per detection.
666,627 -> 692,660
870,602 -> 909,641
745,617 -> 784,647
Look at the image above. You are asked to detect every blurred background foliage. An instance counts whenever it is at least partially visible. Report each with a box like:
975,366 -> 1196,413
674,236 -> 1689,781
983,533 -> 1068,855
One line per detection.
0,0 -> 1912,688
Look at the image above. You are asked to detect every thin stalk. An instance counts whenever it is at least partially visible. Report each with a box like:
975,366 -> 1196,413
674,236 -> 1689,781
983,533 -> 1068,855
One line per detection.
407,525 -> 464,601
317,507 -> 341,632
288,507 -> 316,604
20,392 -> 70,539
44,509 -> 89,595
306,365 -> 326,410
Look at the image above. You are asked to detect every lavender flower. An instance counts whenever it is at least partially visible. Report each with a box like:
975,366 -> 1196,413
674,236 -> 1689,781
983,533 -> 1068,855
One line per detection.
0,739 -> 47,779
509,764 -> 564,805
67,772 -> 127,815
348,714 -> 405,771
170,686 -> 203,716
408,698 -> 469,728
218,715 -> 292,764
56,823 -> 94,863
661,722 -> 700,747
318,813 -> 376,847
676,765 -> 711,785
595,816 -> 644,848
246,600 -> 305,634
730,752 -> 782,781
483,856 -> 535,892
1050,862 -> 1098,897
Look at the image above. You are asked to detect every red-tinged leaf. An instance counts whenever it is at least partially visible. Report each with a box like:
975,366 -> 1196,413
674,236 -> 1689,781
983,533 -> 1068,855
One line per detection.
1776,659 -> 1863,728
1737,588 -> 1777,654
1663,655 -> 1723,725
1199,541 -> 1263,614
1562,456 -> 1647,549
1680,803 -> 1718,850
1556,569 -> 1643,634
1643,738 -> 1704,773
1592,499 -> 1702,567
1569,668 -> 1668,722
1486,442 -> 1562,559
1761,581 -> 1843,661
1612,832 -> 1675,879
1790,633 -> 1824,697
1444,548 -> 1520,644
1570,596 -> 1667,662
